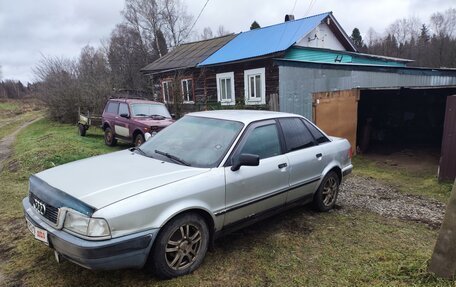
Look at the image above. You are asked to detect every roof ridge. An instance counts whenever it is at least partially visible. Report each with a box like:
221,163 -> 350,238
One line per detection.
176,33 -> 237,47
237,11 -> 332,35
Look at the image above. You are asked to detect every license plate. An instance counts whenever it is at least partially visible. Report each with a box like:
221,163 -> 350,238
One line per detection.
26,218 -> 49,245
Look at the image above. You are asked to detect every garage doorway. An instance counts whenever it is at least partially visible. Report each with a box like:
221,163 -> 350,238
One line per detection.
356,87 -> 456,176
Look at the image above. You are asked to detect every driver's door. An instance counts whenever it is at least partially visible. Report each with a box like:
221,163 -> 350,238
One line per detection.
223,120 -> 290,226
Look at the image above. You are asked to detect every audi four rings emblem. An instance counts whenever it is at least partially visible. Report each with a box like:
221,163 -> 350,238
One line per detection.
33,199 -> 46,216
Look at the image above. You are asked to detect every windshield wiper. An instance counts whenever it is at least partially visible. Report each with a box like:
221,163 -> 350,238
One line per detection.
149,114 -> 166,119
130,147 -> 148,157
154,149 -> 191,166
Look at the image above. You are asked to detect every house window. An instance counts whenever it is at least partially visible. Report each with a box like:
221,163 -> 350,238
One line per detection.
244,68 -> 266,105
162,80 -> 173,103
181,79 -> 194,103
216,72 -> 235,105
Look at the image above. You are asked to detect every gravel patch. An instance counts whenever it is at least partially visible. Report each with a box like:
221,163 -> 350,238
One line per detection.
339,175 -> 446,229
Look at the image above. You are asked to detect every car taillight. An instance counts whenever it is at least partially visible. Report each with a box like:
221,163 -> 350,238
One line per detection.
348,147 -> 353,159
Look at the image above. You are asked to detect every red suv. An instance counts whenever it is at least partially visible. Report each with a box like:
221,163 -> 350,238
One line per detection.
102,99 -> 174,146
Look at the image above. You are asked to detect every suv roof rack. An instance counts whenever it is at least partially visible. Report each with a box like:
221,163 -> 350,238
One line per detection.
109,89 -> 153,100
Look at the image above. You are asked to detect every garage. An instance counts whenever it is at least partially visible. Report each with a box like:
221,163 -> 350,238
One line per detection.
311,87 -> 456,181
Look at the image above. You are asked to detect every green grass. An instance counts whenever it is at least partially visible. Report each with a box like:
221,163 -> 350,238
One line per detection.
0,101 -> 20,113
352,156 -> 453,203
0,118 -> 454,286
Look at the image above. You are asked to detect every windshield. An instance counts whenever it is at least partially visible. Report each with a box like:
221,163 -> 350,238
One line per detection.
140,116 -> 244,168
130,103 -> 171,118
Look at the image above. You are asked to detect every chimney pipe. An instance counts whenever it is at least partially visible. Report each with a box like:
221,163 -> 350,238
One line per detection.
285,14 -> 295,22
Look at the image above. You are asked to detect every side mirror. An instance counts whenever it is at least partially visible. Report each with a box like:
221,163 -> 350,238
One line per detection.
145,132 -> 152,141
231,153 -> 260,171
120,113 -> 130,119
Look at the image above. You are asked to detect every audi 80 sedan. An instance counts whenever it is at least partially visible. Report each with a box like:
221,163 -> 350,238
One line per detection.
23,110 -> 352,278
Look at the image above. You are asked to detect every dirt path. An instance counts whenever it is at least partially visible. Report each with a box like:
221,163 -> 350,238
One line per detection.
0,117 -> 42,172
339,175 -> 446,228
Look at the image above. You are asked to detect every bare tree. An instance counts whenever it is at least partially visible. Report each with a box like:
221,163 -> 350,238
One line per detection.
216,25 -> 230,37
430,8 -> 456,38
387,17 -> 420,45
200,27 -> 213,40
161,0 -> 193,46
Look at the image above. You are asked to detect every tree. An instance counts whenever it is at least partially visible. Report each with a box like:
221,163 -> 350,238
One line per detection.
419,24 -> 431,43
108,24 -> 154,91
216,25 -> 230,37
350,28 -> 364,49
250,21 -> 261,30
200,27 -> 213,40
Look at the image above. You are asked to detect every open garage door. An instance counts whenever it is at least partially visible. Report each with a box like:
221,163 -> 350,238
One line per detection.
312,89 -> 359,153
439,95 -> 456,181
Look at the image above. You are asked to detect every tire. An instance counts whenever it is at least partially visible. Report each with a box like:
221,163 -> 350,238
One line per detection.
78,124 -> 86,136
134,133 -> 145,147
148,213 -> 209,279
313,171 -> 340,212
104,127 -> 117,146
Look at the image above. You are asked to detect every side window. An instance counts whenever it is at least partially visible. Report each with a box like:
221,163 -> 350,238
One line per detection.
279,118 -> 315,152
106,102 -> 119,114
303,120 -> 330,144
118,103 -> 129,116
239,124 -> 281,159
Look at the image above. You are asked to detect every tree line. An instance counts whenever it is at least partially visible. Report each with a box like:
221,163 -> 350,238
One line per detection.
351,8 -> 456,68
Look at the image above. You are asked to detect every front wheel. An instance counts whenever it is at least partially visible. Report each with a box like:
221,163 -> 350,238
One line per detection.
134,133 -> 145,147
313,171 -> 340,212
148,213 -> 209,279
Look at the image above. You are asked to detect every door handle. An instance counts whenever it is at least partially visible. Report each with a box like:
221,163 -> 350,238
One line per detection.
316,153 -> 323,159
278,163 -> 287,169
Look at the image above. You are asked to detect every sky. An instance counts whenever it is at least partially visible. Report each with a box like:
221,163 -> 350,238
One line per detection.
0,0 -> 454,83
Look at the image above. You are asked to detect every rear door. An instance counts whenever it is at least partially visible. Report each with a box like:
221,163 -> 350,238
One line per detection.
223,120 -> 290,226
278,118 -> 325,203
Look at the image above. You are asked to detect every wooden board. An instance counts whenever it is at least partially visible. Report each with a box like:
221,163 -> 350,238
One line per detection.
313,89 -> 359,154
439,95 -> 456,182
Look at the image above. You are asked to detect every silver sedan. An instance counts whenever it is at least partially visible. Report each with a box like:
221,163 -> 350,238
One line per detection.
23,110 -> 352,278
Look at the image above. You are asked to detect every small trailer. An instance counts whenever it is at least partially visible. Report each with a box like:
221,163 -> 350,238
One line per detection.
77,107 -> 102,136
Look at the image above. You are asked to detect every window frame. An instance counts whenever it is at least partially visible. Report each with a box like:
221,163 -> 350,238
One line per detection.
225,119 -> 285,166
216,72 -> 235,105
181,78 -> 194,103
162,80 -> 173,103
244,68 -> 266,105
118,102 -> 130,116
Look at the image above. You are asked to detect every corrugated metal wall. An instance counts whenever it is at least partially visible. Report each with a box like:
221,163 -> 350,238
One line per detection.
278,62 -> 456,118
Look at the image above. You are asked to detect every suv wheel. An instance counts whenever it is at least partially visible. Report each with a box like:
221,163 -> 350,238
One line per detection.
313,171 -> 340,212
148,213 -> 209,279
134,133 -> 145,147
104,127 -> 117,146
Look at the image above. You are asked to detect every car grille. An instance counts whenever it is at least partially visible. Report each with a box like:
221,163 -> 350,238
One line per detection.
29,192 -> 59,224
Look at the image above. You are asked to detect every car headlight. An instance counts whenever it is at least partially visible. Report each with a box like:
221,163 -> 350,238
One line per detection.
64,210 -> 111,238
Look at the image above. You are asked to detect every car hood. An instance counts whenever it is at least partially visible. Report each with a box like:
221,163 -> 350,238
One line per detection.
134,117 -> 174,127
35,150 -> 210,209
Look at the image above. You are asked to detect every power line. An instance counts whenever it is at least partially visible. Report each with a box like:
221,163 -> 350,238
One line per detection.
291,0 -> 298,14
304,0 -> 316,17
183,0 -> 210,42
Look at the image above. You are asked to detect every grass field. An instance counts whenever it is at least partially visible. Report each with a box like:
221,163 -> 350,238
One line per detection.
0,102 -> 454,286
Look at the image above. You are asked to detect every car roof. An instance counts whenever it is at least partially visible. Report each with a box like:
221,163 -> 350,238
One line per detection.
108,98 -> 164,105
188,110 -> 304,124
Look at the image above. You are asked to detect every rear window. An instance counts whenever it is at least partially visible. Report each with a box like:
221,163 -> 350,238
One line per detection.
118,103 -> 129,115
279,118 -> 315,152
106,102 -> 119,114
303,120 -> 330,144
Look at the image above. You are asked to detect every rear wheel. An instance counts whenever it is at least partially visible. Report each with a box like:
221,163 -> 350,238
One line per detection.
78,124 -> 86,136
134,133 -> 145,147
148,213 -> 209,279
104,127 -> 117,146
313,171 -> 340,212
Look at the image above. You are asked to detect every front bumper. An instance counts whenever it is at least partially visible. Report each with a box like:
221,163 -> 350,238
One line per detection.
23,197 -> 158,270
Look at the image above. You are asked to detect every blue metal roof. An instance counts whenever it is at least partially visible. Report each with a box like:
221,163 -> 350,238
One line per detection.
198,12 -> 331,66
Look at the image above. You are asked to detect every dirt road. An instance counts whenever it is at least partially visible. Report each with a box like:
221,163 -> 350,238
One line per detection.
0,117 -> 42,172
